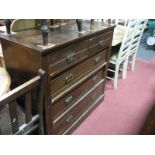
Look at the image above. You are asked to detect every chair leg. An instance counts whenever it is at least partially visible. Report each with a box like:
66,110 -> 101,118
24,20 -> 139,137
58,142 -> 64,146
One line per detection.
122,57 -> 128,79
0,58 -> 5,68
131,53 -> 136,71
114,65 -> 119,90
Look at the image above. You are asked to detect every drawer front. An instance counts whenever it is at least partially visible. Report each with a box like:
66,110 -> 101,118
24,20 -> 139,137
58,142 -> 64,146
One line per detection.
87,30 -> 113,56
87,38 -> 111,57
52,69 -> 104,119
48,30 -> 112,77
48,39 -> 88,77
53,81 -> 104,134
50,49 -> 108,97
88,30 -> 113,46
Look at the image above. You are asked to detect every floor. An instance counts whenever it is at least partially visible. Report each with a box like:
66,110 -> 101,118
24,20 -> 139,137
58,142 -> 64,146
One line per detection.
137,30 -> 155,61
73,58 -> 155,135
73,30 -> 155,135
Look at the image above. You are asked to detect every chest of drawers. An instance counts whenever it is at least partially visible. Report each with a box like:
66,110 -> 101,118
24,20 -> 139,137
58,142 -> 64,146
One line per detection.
0,21 -> 114,134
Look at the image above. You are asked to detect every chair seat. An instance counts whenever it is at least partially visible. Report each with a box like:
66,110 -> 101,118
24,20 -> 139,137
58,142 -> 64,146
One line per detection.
112,25 -> 126,46
0,26 -> 6,33
109,45 -> 120,63
110,52 -> 118,62
0,104 -> 25,135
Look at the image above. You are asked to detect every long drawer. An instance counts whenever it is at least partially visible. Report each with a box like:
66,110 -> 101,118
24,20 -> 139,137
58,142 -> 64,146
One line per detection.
52,69 -> 105,119
52,80 -> 104,134
50,49 -> 108,97
48,30 -> 112,77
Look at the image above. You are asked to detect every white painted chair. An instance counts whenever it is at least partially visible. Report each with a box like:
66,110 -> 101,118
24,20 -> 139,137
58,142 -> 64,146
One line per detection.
101,19 -> 129,26
0,67 -> 11,97
11,19 -> 36,32
114,19 -> 129,26
0,44 -> 5,68
128,19 -> 148,71
107,19 -> 138,90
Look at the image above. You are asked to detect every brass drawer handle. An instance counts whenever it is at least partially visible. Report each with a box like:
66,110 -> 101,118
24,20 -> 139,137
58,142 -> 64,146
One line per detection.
65,73 -> 74,84
66,53 -> 76,64
92,75 -> 98,82
65,96 -> 73,106
66,115 -> 76,124
91,93 -> 98,101
95,57 -> 101,65
89,38 -> 94,41
99,40 -> 106,47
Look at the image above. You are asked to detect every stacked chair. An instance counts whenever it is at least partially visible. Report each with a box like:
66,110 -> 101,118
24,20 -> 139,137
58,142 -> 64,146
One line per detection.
107,19 -> 138,89
107,19 -> 147,90
0,44 -> 5,68
128,19 -> 148,71
11,19 -> 36,32
114,19 -> 129,26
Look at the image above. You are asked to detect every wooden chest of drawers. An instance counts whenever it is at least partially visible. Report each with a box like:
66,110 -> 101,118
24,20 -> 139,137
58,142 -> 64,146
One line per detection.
0,21 -> 114,134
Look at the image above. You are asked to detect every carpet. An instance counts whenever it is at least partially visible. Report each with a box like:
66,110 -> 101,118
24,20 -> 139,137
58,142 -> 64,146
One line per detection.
72,58 -> 155,135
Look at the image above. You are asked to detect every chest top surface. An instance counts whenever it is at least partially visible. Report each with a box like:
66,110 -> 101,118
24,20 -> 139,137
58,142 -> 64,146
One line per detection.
0,20 -> 115,55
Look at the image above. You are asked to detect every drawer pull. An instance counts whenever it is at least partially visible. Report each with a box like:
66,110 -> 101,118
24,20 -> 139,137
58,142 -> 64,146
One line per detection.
92,75 -> 98,82
65,73 -> 74,84
66,53 -> 76,64
95,57 -> 101,65
91,93 -> 98,101
65,96 -> 73,105
66,115 -> 76,124
99,40 -> 106,47
89,38 -> 94,41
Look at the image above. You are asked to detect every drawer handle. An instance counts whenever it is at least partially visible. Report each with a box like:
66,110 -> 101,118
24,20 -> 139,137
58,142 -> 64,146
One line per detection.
65,96 -> 73,106
66,115 -> 76,124
89,38 -> 94,41
91,93 -> 98,101
66,53 -> 76,64
92,75 -> 98,82
65,73 -> 74,84
95,57 -> 101,65
99,40 -> 106,47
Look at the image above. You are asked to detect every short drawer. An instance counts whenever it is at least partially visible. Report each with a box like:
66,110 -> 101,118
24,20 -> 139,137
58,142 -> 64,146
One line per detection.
88,30 -> 113,46
86,30 -> 113,57
87,38 -> 111,56
52,80 -> 104,134
52,69 -> 104,119
50,49 -> 108,97
48,39 -> 88,77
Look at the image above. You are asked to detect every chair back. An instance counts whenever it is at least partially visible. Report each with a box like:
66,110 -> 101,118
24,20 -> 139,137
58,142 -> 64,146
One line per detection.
0,47 -> 5,68
114,19 -> 129,26
11,19 -> 36,32
129,19 -> 148,55
116,19 -> 138,63
0,69 -> 45,135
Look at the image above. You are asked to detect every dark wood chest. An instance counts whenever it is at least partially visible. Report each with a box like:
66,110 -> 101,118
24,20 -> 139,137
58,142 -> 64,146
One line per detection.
0,21 -> 114,134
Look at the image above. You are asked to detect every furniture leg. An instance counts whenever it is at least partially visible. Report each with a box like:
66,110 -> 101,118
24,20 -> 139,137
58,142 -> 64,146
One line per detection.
114,64 -> 119,90
131,53 -> 137,71
122,57 -> 128,79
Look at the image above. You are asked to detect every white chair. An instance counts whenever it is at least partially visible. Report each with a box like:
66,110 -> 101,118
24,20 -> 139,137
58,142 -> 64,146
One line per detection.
107,19 -> 138,90
128,19 -> 148,71
0,67 -> 11,97
11,19 -> 36,32
0,44 -> 5,68
101,19 -> 128,26
114,19 -> 129,26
